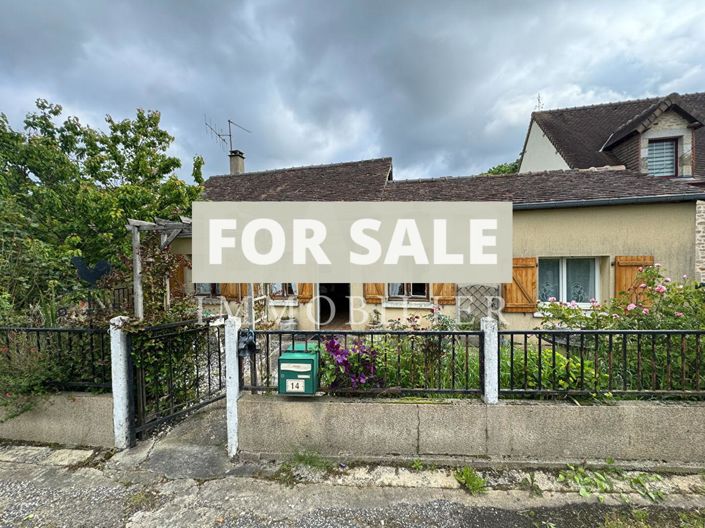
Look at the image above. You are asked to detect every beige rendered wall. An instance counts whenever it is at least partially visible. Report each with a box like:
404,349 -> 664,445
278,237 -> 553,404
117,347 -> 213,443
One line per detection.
518,120 -> 570,173
171,202 -> 695,331
505,202 -> 696,330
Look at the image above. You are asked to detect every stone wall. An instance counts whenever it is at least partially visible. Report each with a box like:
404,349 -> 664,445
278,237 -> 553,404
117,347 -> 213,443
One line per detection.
697,200 -> 705,283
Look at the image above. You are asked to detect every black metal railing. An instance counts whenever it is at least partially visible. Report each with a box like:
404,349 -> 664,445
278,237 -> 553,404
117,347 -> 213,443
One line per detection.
248,329 -> 484,396
112,287 -> 133,311
129,318 -> 226,437
499,330 -> 705,398
0,326 -> 111,390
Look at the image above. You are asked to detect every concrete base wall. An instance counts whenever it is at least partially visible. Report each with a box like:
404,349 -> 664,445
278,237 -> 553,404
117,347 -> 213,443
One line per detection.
238,395 -> 705,465
0,392 -> 114,448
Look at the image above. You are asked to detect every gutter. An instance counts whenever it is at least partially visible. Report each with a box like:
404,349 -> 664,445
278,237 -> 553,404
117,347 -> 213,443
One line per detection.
514,193 -> 705,210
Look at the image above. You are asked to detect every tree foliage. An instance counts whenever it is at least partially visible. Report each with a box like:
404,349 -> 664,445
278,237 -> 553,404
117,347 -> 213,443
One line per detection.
486,158 -> 520,175
0,99 -> 203,321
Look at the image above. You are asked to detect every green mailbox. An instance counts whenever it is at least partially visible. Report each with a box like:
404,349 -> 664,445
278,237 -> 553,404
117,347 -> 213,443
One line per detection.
277,342 -> 319,396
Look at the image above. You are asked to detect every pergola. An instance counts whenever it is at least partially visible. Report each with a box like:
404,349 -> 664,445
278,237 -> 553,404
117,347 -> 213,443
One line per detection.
125,217 -> 192,320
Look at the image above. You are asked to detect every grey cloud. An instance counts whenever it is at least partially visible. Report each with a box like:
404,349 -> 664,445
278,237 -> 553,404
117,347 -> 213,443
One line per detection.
1,0 -> 705,181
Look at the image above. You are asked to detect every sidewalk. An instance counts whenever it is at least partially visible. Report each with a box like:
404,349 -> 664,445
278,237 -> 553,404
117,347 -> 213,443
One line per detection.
1,401 -> 704,527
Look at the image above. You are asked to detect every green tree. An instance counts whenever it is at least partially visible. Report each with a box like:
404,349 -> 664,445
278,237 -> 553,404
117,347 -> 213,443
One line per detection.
486,158 -> 520,175
0,99 -> 203,318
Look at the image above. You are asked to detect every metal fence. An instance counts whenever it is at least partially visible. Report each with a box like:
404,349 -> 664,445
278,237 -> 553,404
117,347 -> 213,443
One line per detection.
499,330 -> 705,398
248,329 -> 484,396
128,318 -> 226,437
0,326 -> 111,390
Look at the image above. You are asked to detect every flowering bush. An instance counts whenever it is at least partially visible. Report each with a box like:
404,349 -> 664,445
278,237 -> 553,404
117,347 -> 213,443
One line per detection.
320,338 -> 377,390
540,265 -> 705,330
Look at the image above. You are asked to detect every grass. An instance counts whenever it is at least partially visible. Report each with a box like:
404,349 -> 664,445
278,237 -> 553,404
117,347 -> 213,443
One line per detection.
125,488 -> 160,514
274,451 -> 336,486
454,466 -> 486,495
289,451 -> 334,471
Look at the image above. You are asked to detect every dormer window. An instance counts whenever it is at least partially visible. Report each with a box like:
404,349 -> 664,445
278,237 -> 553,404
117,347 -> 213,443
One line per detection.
647,138 -> 678,177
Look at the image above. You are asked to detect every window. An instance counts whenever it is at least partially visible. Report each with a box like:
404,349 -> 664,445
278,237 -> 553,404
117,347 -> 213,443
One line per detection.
538,258 -> 598,304
387,283 -> 429,301
270,282 -> 297,299
195,283 -> 221,296
647,138 -> 678,177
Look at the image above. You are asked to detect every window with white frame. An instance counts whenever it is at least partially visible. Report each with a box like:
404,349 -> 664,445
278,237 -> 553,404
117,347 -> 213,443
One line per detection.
270,282 -> 297,299
387,283 -> 429,301
538,258 -> 598,304
647,138 -> 678,177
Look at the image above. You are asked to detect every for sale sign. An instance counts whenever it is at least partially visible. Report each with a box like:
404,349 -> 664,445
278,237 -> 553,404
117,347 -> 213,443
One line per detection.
191,201 -> 512,283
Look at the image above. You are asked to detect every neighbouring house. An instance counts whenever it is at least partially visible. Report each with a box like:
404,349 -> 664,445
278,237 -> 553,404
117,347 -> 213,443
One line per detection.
169,152 -> 705,331
519,91 -> 705,178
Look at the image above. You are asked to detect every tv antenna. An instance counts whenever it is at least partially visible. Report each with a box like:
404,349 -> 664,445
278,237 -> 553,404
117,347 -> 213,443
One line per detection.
204,116 -> 252,151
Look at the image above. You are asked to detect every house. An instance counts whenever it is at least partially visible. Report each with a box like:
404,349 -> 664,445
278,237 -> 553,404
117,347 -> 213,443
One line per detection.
518,91 -> 705,177
170,152 -> 705,330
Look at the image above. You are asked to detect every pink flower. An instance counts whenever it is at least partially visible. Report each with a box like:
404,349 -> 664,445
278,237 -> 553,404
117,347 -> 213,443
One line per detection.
675,312 -> 684,318
569,300 -> 578,308
626,303 -> 637,311
654,284 -> 667,294
639,283 -> 647,289
642,308 -> 650,315
683,274 -> 688,280
637,267 -> 643,272
547,296 -> 557,302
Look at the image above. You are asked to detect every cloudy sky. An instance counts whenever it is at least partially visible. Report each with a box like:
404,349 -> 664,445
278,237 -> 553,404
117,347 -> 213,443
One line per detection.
2,1 -> 705,181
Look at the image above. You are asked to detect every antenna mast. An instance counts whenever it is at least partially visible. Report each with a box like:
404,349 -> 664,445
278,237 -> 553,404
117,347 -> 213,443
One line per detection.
205,115 -> 252,151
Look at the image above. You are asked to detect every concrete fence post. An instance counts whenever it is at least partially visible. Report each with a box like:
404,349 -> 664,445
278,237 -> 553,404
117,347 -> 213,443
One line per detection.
110,316 -> 132,449
225,316 -> 242,458
481,317 -> 499,404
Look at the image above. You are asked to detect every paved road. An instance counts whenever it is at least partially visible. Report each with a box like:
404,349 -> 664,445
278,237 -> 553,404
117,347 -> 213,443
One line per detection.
1,443 -> 705,528
1,403 -> 704,527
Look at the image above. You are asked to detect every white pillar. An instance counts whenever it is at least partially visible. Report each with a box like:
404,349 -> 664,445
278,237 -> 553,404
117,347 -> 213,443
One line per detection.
481,316 -> 499,404
225,316 -> 242,458
110,316 -> 132,449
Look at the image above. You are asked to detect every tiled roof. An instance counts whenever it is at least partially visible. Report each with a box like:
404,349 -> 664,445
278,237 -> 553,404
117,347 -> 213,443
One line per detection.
203,157 -> 705,209
203,157 -> 393,201
528,92 -> 705,177
382,169 -> 705,208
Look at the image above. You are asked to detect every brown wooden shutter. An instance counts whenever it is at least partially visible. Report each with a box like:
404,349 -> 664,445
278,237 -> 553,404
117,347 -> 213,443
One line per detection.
432,283 -> 456,305
169,259 -> 186,298
297,283 -> 314,303
502,257 -> 538,313
220,283 -> 240,300
363,283 -> 385,304
615,256 -> 654,299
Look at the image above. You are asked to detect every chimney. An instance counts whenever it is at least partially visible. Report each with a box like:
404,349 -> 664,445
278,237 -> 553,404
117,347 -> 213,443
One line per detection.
229,150 -> 245,175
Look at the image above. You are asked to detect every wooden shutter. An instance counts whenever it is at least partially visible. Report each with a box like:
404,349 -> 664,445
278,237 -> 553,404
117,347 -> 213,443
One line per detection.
297,283 -> 314,303
615,256 -> 654,299
169,259 -> 186,298
220,283 -> 240,300
502,257 -> 537,313
363,283 -> 385,304
432,283 -> 456,305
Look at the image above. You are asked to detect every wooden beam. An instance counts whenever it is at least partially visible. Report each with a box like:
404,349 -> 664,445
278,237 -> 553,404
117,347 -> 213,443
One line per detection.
130,226 -> 144,320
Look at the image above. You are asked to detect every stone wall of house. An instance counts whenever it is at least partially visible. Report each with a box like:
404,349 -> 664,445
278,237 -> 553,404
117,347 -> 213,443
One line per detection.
696,200 -> 705,283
